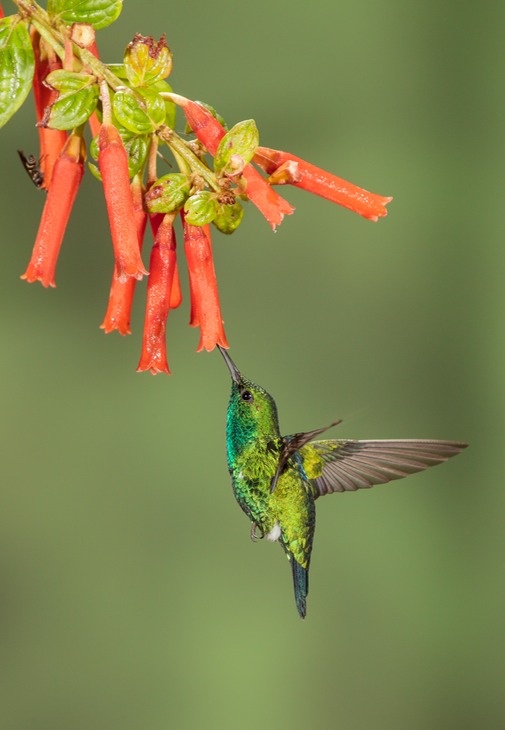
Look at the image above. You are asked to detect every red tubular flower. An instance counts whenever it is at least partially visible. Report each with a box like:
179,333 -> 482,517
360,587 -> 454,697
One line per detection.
88,111 -> 101,139
98,123 -> 149,282
31,30 -> 68,190
137,213 -> 178,375
254,147 -> 392,222
241,165 -> 294,228
182,216 -> 229,351
149,213 -> 182,310
170,94 -> 294,230
0,4 -> 4,20
170,260 -> 183,309
21,133 -> 85,287
101,175 -> 148,335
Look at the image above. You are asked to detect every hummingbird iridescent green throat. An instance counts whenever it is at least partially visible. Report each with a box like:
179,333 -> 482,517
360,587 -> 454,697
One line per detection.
218,346 -> 468,619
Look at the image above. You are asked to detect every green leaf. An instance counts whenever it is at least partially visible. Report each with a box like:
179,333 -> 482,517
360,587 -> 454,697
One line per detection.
123,135 -> 148,177
45,72 -> 99,130
151,80 -> 176,129
213,200 -> 244,234
214,120 -> 259,175
113,88 -> 165,134
124,34 -> 172,87
144,173 -> 190,214
47,0 -> 122,30
0,17 -> 34,129
106,63 -> 128,80
184,191 -> 218,226
46,69 -> 96,92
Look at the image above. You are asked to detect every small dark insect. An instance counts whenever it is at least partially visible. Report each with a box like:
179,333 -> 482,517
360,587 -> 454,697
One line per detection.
17,150 -> 45,189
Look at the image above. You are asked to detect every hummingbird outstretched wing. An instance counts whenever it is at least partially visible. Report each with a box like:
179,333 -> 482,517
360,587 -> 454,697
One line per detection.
308,439 -> 468,498
270,420 -> 342,493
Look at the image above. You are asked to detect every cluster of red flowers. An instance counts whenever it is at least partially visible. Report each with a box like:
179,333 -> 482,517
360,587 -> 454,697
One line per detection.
9,11 -> 391,374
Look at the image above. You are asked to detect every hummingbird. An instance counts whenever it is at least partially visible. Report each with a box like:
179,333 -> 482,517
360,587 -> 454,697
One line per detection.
218,346 -> 468,619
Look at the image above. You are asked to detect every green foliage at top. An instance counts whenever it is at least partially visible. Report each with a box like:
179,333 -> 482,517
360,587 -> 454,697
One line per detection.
47,0 -> 122,30
0,17 -> 34,130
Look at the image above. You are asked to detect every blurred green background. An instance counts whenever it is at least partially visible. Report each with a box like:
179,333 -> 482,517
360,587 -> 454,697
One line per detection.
0,1 -> 502,728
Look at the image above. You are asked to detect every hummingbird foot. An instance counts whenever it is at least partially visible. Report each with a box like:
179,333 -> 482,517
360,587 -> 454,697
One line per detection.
250,522 -> 264,542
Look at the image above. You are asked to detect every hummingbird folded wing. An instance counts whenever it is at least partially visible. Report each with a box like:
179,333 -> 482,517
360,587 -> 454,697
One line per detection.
309,439 -> 468,497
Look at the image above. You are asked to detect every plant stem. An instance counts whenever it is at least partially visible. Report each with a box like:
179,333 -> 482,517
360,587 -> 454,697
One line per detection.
159,127 -> 219,192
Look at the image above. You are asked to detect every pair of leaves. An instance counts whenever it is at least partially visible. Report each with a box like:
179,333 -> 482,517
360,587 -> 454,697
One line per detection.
145,175 -> 244,234
106,64 -> 176,133
184,192 -> 244,234
47,72 -> 175,138
45,70 -> 99,130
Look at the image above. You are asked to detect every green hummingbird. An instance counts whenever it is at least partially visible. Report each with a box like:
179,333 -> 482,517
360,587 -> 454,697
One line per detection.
218,346 -> 468,619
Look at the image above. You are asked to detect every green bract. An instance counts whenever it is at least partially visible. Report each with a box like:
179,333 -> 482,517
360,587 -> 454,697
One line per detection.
123,135 -> 149,177
214,120 -> 259,175
151,81 -> 176,129
144,173 -> 191,213
47,0 -> 122,30
184,192 -> 218,226
124,35 -> 172,88
45,71 -> 99,130
113,88 -> 166,134
213,201 -> 244,234
0,17 -> 35,130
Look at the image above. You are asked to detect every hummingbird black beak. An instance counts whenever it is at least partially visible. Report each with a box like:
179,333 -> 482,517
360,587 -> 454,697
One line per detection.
217,346 -> 241,384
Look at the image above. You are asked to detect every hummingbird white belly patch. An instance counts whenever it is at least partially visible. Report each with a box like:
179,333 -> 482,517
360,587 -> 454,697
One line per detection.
266,521 -> 281,542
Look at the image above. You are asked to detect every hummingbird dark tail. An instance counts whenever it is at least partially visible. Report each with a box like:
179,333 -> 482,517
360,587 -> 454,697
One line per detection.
291,556 -> 309,619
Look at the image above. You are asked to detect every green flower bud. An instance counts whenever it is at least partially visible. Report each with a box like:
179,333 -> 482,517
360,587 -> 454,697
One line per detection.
124,34 -> 173,87
213,200 -> 244,234
184,191 -> 219,226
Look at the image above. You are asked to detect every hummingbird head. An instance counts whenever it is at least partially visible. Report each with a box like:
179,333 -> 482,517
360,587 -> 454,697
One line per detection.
217,346 -> 280,444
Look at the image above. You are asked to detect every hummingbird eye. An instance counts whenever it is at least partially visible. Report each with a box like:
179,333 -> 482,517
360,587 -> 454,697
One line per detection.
241,390 -> 253,402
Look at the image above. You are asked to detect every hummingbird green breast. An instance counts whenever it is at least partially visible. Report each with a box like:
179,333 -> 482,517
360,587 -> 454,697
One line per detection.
218,346 -> 468,619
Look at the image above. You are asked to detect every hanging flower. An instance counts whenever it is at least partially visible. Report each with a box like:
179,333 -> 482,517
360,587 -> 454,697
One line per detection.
101,174 -> 148,335
98,120 -> 149,282
137,212 -> 178,374
182,216 -> 229,352
21,132 -> 85,287
31,30 -> 68,189
254,147 -> 392,221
